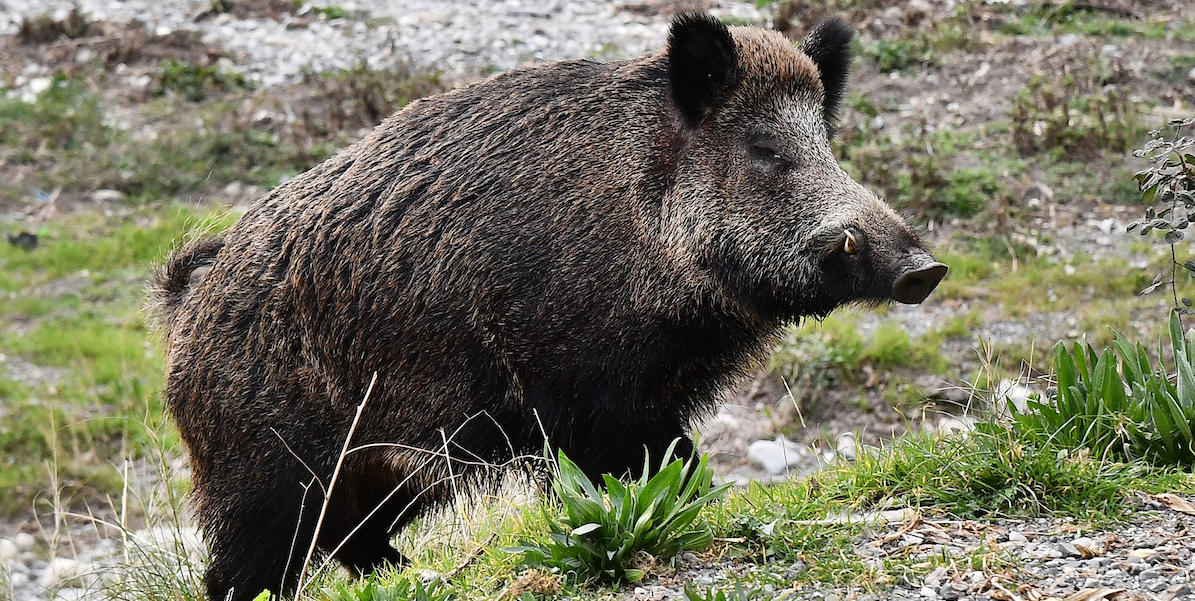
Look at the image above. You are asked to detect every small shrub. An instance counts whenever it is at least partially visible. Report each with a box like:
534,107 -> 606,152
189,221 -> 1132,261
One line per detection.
312,5 -> 347,19
838,126 -> 1002,220
1009,311 -> 1195,466
1128,117 -> 1195,316
507,441 -> 731,584
298,62 -> 443,135
156,58 -> 252,102
865,37 -> 935,74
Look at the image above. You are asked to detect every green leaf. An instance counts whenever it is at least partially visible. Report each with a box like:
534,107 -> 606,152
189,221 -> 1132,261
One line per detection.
571,523 -> 601,536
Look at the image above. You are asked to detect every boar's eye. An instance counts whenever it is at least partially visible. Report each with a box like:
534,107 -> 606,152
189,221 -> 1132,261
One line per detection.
747,139 -> 789,167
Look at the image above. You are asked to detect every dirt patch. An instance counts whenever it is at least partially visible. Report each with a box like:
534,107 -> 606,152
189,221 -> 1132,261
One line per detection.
1,19 -> 223,82
617,1 -> 715,17
193,0 -> 301,22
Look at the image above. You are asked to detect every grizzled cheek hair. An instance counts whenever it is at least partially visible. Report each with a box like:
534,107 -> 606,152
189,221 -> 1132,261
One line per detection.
660,13 -> 862,311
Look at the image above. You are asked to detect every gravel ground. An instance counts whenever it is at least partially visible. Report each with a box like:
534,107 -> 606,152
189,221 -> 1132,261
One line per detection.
0,0 -> 766,86
630,494 -> 1195,601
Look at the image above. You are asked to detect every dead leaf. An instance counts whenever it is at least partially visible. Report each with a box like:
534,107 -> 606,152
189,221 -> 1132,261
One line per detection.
1156,493 -> 1195,516
1127,548 -> 1157,560
1060,588 -> 1126,601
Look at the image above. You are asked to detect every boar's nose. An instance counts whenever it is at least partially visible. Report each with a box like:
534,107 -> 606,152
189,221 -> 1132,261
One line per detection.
891,261 -> 948,304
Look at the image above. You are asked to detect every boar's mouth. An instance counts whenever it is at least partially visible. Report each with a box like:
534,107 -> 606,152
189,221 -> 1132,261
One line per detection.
891,254 -> 947,304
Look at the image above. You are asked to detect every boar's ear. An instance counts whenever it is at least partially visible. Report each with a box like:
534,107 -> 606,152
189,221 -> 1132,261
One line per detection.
668,12 -> 738,129
799,16 -> 853,132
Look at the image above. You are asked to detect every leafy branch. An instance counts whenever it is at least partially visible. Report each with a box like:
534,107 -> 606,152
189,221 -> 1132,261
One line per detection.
1129,117 -> 1195,324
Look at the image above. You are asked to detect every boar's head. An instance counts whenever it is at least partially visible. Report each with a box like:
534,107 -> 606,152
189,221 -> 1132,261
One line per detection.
662,13 -> 947,319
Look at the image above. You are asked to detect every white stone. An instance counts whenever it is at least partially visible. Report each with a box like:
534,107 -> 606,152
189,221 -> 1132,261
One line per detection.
924,566 -> 948,587
40,557 -> 82,588
13,532 -> 34,549
91,189 -> 126,203
746,436 -> 808,475
28,76 -> 52,96
937,415 -> 974,435
835,432 -> 857,461
0,538 -> 16,560
993,379 -> 1035,414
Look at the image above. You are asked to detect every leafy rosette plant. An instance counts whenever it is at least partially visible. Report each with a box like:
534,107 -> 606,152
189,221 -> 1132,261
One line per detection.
1011,311 -> 1195,466
508,440 -> 732,583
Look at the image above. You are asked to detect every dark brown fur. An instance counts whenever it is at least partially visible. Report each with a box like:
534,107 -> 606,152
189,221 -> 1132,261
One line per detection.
153,14 -> 943,601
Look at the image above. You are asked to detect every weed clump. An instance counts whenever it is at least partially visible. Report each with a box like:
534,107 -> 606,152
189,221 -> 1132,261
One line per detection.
156,58 -> 253,102
0,75 -> 108,154
837,126 -> 1003,220
320,575 -> 453,601
507,442 -> 730,584
16,7 -> 90,44
1009,312 -> 1195,467
1009,75 -> 1141,160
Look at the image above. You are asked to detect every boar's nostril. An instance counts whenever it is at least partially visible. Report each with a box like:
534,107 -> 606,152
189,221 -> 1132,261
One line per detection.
891,262 -> 948,304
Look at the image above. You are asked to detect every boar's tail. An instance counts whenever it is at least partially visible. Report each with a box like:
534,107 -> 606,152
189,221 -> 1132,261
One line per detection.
148,236 -> 225,335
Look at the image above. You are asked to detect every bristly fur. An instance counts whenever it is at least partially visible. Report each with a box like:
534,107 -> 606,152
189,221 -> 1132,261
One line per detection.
147,236 -> 224,339
151,13 -> 939,601
798,16 -> 853,134
667,12 -> 739,128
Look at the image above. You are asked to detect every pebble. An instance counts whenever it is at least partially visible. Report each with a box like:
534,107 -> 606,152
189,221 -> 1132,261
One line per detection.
746,436 -> 810,475
39,557 -> 81,587
1139,568 -> 1162,581
0,537 -> 17,560
1146,579 -> 1169,593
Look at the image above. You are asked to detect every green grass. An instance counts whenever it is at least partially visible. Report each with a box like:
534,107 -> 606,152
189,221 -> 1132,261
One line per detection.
999,10 -> 1195,42
0,75 -> 108,157
156,58 -> 253,102
1,64 -> 439,201
0,206 -> 239,515
287,421 -> 1193,600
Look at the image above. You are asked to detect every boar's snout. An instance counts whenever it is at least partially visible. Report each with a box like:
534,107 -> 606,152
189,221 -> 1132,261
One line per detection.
891,255 -> 947,304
